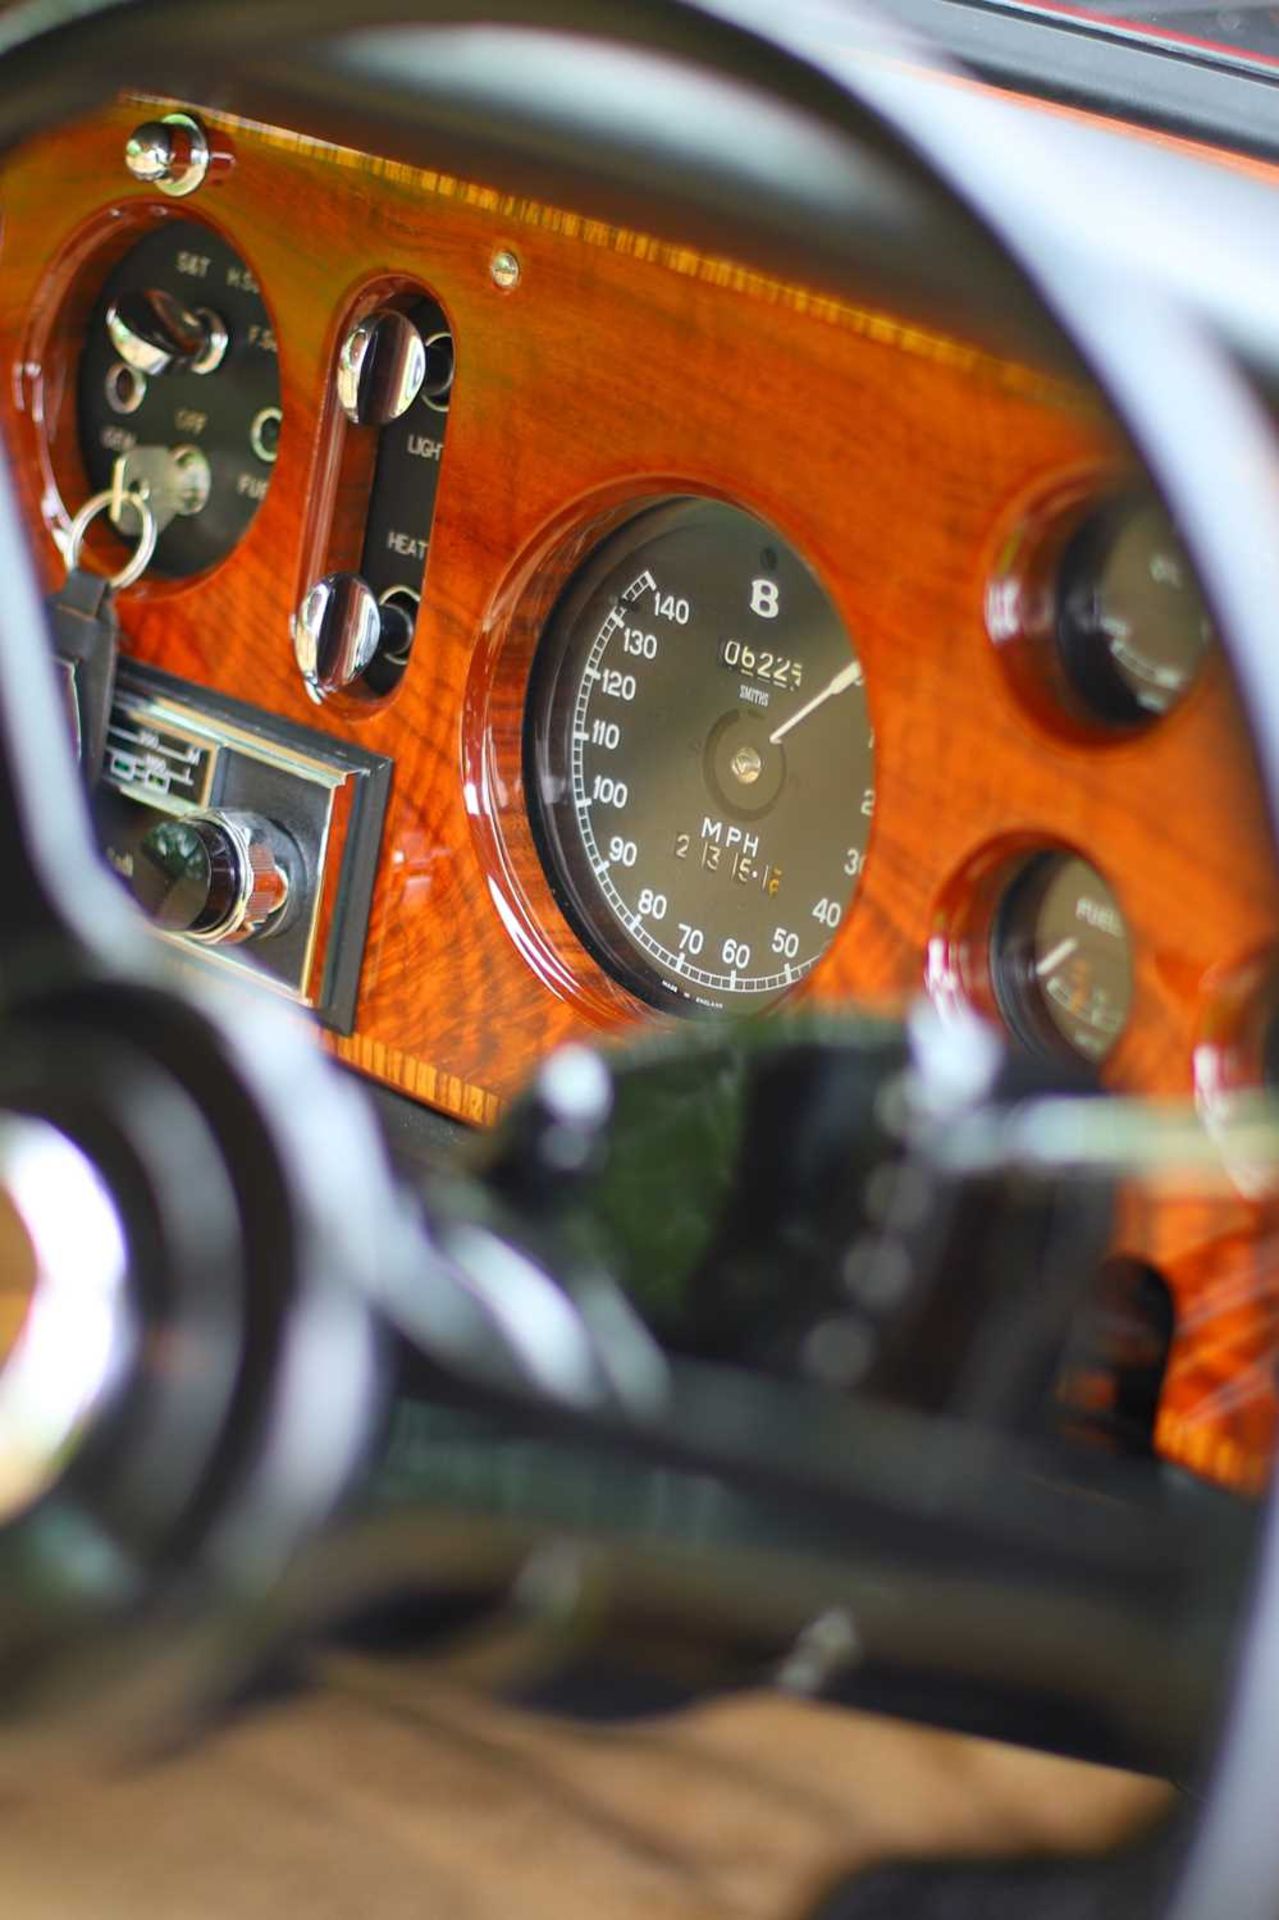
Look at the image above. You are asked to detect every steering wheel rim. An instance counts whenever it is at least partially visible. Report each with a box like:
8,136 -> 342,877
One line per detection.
0,5 -> 1276,1916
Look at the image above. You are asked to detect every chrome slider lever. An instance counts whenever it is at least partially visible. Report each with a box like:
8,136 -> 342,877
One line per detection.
293,572 -> 414,701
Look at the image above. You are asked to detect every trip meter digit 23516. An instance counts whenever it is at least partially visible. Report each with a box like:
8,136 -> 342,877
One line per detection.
525,498 -> 875,1011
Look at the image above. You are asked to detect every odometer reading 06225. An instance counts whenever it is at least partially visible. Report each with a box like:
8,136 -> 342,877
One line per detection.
525,498 -> 876,1011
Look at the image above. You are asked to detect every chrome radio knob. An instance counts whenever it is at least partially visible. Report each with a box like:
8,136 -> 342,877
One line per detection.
336,308 -> 426,425
106,287 -> 228,377
130,810 -> 293,945
292,573 -> 414,701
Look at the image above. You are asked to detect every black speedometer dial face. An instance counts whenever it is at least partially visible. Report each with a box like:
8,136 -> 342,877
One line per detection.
525,499 -> 875,1012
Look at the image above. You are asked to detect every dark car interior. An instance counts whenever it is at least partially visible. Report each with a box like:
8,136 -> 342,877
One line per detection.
3,2 -> 1279,1914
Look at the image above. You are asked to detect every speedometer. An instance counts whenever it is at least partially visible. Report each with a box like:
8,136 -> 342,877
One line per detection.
524,498 -> 875,1011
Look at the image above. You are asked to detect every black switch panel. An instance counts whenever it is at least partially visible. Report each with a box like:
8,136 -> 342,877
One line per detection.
359,295 -> 452,604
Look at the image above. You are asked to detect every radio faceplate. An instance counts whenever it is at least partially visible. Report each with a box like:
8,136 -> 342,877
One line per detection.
97,662 -> 391,1030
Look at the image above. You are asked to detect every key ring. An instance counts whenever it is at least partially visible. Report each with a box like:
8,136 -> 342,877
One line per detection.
65,485 -> 158,591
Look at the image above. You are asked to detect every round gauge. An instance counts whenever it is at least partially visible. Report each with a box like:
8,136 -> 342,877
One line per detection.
991,853 -> 1134,1062
525,498 -> 874,1012
1057,497 -> 1213,724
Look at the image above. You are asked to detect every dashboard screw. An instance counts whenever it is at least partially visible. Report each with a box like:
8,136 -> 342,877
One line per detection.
490,247 -> 522,291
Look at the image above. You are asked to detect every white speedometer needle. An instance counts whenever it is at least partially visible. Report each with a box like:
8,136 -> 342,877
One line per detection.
769,660 -> 863,745
1035,936 -> 1078,977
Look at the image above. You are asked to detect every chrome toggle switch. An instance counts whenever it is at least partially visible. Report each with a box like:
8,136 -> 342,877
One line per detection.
292,573 -> 414,702
336,309 -> 427,425
106,287 -> 228,377
123,111 -> 210,198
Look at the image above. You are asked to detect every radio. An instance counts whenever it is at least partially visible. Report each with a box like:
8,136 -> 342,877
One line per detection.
96,662 -> 390,1029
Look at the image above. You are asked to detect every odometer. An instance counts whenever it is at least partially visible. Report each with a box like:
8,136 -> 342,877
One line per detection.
525,498 -> 875,1011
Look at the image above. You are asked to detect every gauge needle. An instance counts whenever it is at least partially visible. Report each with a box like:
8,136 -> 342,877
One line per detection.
769,660 -> 863,745
1035,936 -> 1078,977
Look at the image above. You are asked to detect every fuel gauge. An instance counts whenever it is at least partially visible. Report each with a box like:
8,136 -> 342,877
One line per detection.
992,853 -> 1133,1063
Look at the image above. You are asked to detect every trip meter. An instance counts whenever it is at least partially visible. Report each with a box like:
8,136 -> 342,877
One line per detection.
525,498 -> 875,1011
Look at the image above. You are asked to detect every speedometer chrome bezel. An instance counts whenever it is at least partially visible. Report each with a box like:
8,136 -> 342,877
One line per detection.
461,480 -> 880,1025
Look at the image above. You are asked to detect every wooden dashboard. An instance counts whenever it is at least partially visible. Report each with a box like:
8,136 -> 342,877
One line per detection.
1,95 -> 1277,1492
